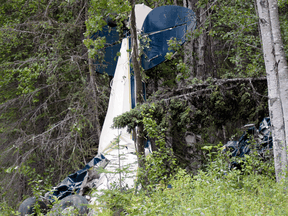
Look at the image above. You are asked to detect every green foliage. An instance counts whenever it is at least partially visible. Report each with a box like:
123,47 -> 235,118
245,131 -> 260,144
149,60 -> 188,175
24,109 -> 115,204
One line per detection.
0,0 -> 110,208
0,0 -> 282,212
91,187 -> 134,215
165,38 -> 190,82
139,108 -> 177,189
204,0 -> 265,78
95,142 -> 284,215
114,79 -> 268,172
84,0 -> 131,59
0,201 -> 20,216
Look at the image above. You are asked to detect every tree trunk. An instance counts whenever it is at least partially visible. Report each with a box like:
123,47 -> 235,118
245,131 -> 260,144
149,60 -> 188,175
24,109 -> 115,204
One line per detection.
256,0 -> 287,181
85,3 -> 101,139
184,0 -> 195,74
209,15 -> 218,78
197,6 -> 207,80
183,0 -> 197,81
268,0 -> 288,149
129,0 -> 145,168
183,0 -> 187,7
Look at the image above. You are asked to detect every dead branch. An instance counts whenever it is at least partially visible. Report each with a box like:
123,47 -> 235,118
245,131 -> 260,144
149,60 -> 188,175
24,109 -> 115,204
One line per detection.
151,77 -> 267,101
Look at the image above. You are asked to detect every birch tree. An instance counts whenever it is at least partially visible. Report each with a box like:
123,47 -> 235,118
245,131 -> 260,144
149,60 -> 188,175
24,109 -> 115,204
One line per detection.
268,0 -> 288,154
256,0 -> 288,181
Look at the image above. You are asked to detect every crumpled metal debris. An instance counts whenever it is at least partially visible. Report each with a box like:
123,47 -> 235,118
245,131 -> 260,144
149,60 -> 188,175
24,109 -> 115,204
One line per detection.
223,117 -> 273,168
47,154 -> 110,201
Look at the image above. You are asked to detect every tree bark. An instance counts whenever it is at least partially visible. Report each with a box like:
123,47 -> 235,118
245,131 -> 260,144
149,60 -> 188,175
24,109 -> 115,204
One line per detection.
129,0 -> 145,168
268,0 -> 288,150
183,0 -> 197,81
183,0 -> 187,8
256,0 -> 287,181
197,6 -> 207,80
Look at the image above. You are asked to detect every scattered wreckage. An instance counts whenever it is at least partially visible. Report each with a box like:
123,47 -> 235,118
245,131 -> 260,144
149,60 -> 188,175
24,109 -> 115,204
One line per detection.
18,145 -> 138,215
223,117 -> 273,169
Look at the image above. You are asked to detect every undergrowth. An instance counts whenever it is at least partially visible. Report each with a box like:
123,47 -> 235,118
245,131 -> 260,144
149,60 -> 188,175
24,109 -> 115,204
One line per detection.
4,110 -> 285,215
91,144 -> 288,216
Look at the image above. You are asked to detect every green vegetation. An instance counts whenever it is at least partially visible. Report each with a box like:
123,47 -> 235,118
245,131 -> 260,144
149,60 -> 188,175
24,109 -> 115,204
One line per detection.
90,144 -> 286,215
0,0 -> 109,208
0,0 -> 288,214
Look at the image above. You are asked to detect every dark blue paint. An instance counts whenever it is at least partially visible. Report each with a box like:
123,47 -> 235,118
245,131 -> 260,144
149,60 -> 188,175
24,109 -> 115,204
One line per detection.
141,5 -> 196,70
131,74 -> 136,108
141,25 -> 188,70
92,5 -> 196,76
50,154 -> 107,201
91,25 -> 122,77
141,5 -> 195,34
